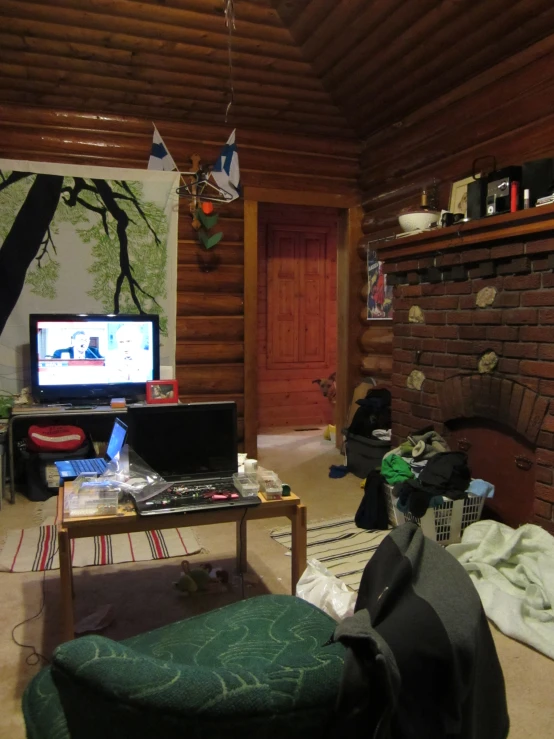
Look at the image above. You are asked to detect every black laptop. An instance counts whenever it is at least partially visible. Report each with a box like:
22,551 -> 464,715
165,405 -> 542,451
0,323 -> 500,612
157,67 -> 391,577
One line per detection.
55,417 -> 128,481
126,402 -> 260,515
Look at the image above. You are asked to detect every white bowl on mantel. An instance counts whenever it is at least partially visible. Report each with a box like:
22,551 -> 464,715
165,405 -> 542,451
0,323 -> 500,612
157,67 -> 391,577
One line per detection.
398,210 -> 440,233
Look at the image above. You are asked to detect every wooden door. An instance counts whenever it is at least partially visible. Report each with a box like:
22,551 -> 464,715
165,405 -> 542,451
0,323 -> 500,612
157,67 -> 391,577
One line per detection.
267,227 -> 327,369
258,206 -> 338,430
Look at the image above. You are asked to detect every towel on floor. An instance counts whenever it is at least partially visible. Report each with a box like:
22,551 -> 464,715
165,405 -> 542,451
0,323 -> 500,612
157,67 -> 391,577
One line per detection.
447,520 -> 554,660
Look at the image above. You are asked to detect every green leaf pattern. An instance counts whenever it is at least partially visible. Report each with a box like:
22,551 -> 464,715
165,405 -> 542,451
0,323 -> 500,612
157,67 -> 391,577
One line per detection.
23,595 -> 345,738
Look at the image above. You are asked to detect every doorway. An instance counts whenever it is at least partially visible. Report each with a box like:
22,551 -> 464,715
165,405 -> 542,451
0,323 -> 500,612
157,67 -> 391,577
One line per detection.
257,204 -> 339,431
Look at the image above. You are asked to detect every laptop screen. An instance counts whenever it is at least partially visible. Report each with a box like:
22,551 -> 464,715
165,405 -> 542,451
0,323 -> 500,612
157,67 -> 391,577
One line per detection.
127,402 -> 238,479
106,418 -> 128,461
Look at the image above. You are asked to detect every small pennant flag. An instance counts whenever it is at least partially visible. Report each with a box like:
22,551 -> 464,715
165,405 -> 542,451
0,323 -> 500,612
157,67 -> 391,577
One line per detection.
148,125 -> 177,171
211,129 -> 241,201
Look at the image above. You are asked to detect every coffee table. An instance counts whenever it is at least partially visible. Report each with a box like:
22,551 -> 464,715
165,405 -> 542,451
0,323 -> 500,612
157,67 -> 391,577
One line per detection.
56,485 -> 307,642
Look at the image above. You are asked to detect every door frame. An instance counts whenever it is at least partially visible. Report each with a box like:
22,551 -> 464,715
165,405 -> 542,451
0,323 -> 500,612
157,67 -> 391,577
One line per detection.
243,187 -> 362,458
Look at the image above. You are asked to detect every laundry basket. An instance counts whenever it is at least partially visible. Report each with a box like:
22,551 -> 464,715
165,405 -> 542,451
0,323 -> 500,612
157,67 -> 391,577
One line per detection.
384,483 -> 486,546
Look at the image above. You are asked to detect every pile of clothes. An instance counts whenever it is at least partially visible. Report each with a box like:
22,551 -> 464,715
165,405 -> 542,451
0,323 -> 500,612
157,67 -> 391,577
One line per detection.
355,426 -> 495,531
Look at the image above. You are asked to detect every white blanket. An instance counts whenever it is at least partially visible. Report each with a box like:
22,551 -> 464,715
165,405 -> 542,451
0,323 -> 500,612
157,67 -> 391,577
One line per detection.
447,520 -> 554,659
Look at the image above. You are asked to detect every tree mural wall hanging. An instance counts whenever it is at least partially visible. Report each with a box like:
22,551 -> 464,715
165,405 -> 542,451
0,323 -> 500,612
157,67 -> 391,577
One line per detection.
0,161 -> 179,394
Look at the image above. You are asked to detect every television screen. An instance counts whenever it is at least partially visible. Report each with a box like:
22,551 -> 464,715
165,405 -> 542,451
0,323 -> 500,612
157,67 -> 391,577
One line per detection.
30,314 -> 160,403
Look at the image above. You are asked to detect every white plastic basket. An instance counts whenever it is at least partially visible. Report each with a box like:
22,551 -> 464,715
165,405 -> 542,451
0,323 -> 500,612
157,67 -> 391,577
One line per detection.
384,483 -> 485,546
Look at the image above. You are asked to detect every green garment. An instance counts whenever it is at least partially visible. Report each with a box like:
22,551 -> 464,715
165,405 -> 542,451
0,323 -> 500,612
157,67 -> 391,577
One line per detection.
381,454 -> 414,484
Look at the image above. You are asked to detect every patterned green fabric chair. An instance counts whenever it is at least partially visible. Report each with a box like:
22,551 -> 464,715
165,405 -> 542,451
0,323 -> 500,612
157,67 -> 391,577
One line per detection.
23,595 -> 345,739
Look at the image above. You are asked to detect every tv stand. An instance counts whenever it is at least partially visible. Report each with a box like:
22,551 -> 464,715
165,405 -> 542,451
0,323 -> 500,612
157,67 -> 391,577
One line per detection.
7,404 -> 137,503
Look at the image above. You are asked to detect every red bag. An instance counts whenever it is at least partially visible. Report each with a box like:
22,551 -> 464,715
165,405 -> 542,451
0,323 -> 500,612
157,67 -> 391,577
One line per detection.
27,425 -> 86,453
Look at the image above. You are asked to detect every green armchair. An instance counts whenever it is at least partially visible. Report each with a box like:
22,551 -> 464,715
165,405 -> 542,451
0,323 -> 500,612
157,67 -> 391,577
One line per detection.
23,595 -> 345,739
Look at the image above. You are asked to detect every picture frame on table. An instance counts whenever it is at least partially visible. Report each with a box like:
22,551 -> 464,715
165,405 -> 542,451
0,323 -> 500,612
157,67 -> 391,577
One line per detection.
449,174 -> 480,217
146,379 -> 179,404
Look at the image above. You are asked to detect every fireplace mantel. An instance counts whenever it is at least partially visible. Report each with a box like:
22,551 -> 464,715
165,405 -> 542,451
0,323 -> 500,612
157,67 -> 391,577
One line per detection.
380,205 -> 554,533
374,202 -> 554,263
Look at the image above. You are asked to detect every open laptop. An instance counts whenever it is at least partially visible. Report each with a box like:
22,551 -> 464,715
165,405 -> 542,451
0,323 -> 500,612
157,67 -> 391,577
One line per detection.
55,417 -> 128,481
126,402 -> 260,516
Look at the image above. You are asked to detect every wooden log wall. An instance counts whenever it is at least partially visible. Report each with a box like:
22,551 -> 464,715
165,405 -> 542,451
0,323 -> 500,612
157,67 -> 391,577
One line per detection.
358,33 -> 554,385
0,104 -> 360,449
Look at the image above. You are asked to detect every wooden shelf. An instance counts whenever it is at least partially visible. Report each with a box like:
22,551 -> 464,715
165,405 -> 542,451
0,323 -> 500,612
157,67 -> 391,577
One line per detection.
374,203 -> 554,262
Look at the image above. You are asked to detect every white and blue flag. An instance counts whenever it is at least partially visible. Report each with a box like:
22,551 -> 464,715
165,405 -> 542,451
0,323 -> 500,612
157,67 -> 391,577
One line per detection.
211,129 -> 241,201
148,125 -> 177,171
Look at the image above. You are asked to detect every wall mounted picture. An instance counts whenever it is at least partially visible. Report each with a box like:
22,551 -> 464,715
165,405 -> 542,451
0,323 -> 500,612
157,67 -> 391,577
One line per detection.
146,379 -> 178,404
367,250 -> 393,320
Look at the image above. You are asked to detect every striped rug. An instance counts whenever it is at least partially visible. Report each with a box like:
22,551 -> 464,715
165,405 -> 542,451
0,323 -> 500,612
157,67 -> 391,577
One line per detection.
0,523 -> 202,573
271,517 -> 389,592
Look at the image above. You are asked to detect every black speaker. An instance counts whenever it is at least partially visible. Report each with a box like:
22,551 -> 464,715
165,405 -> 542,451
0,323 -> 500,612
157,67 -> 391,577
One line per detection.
522,158 -> 554,206
467,179 -> 487,220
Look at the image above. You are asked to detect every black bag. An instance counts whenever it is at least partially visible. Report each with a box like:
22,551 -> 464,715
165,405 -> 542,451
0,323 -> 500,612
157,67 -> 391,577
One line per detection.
355,469 -> 389,530
348,388 -> 391,438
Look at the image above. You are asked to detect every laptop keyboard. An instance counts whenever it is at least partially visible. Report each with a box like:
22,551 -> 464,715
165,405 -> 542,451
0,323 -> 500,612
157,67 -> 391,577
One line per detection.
139,478 -> 250,513
72,458 -> 104,474
169,480 -> 235,496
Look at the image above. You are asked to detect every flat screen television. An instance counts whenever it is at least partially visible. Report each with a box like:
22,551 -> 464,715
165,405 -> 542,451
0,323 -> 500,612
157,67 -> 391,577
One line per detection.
29,314 -> 160,405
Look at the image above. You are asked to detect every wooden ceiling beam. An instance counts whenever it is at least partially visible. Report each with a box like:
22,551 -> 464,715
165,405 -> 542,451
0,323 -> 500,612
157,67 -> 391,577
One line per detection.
0,18 -> 320,85
336,0 -> 469,104
289,0 -> 341,45
319,0 -> 415,83
355,0 -> 553,135
361,38 -> 554,173
3,0 -> 303,61
300,0 -> 368,63
0,33 -> 329,96
25,0 -> 293,46
0,105 -> 361,155
138,0 -> 284,29
348,0 -> 522,120
0,64 -> 347,126
0,85 -> 352,139
0,128 -> 358,180
270,0 -> 311,28
0,47 -> 340,112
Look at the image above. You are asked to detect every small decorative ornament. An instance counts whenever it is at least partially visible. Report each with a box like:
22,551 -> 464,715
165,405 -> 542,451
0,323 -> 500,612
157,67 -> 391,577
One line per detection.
407,370 -> 425,390
475,286 -> 497,308
201,201 -> 214,214
478,351 -> 498,374
408,305 -> 425,324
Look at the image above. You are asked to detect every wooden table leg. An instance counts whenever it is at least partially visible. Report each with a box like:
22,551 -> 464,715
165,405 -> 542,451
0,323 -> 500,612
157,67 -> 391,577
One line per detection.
290,504 -> 307,594
58,526 -> 75,642
236,515 -> 248,574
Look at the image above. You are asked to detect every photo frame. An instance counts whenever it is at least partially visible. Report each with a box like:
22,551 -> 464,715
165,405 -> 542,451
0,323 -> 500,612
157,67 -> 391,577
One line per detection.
367,250 -> 393,320
449,174 -> 480,217
146,379 -> 179,404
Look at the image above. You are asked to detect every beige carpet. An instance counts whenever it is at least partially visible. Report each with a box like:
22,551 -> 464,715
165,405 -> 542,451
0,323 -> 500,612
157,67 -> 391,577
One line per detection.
1,427 -> 553,738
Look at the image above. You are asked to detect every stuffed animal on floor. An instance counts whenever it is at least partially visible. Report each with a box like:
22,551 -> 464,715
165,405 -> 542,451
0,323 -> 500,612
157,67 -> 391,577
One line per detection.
174,560 -> 229,596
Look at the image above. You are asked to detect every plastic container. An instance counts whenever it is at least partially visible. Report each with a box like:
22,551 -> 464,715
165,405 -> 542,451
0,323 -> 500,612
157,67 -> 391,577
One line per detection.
384,483 -> 486,546
342,429 -> 390,478
233,472 -> 259,498
65,480 -> 119,517
258,471 -> 283,500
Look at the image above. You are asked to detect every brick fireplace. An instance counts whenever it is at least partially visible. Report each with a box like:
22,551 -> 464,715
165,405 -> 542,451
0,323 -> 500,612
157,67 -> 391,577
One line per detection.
376,208 -> 554,533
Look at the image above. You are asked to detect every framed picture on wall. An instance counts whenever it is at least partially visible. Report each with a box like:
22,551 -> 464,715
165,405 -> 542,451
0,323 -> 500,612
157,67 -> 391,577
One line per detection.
367,250 -> 393,320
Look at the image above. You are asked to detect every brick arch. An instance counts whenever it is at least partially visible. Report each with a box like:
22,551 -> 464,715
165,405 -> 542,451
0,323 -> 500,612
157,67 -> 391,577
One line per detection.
437,374 -> 549,445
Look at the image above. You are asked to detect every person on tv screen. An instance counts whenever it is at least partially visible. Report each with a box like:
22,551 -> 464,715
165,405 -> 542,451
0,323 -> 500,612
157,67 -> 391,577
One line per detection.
52,331 -> 103,360
107,324 -> 152,382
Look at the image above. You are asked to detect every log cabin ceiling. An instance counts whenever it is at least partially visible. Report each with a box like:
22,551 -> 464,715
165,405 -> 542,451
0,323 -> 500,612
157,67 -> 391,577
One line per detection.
2,0 -> 554,140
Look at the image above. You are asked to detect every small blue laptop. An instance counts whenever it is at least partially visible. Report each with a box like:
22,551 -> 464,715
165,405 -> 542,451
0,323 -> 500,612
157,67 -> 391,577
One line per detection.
55,418 -> 128,480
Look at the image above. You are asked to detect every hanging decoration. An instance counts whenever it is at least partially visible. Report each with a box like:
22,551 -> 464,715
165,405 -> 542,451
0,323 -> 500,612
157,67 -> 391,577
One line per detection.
176,0 -> 239,251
